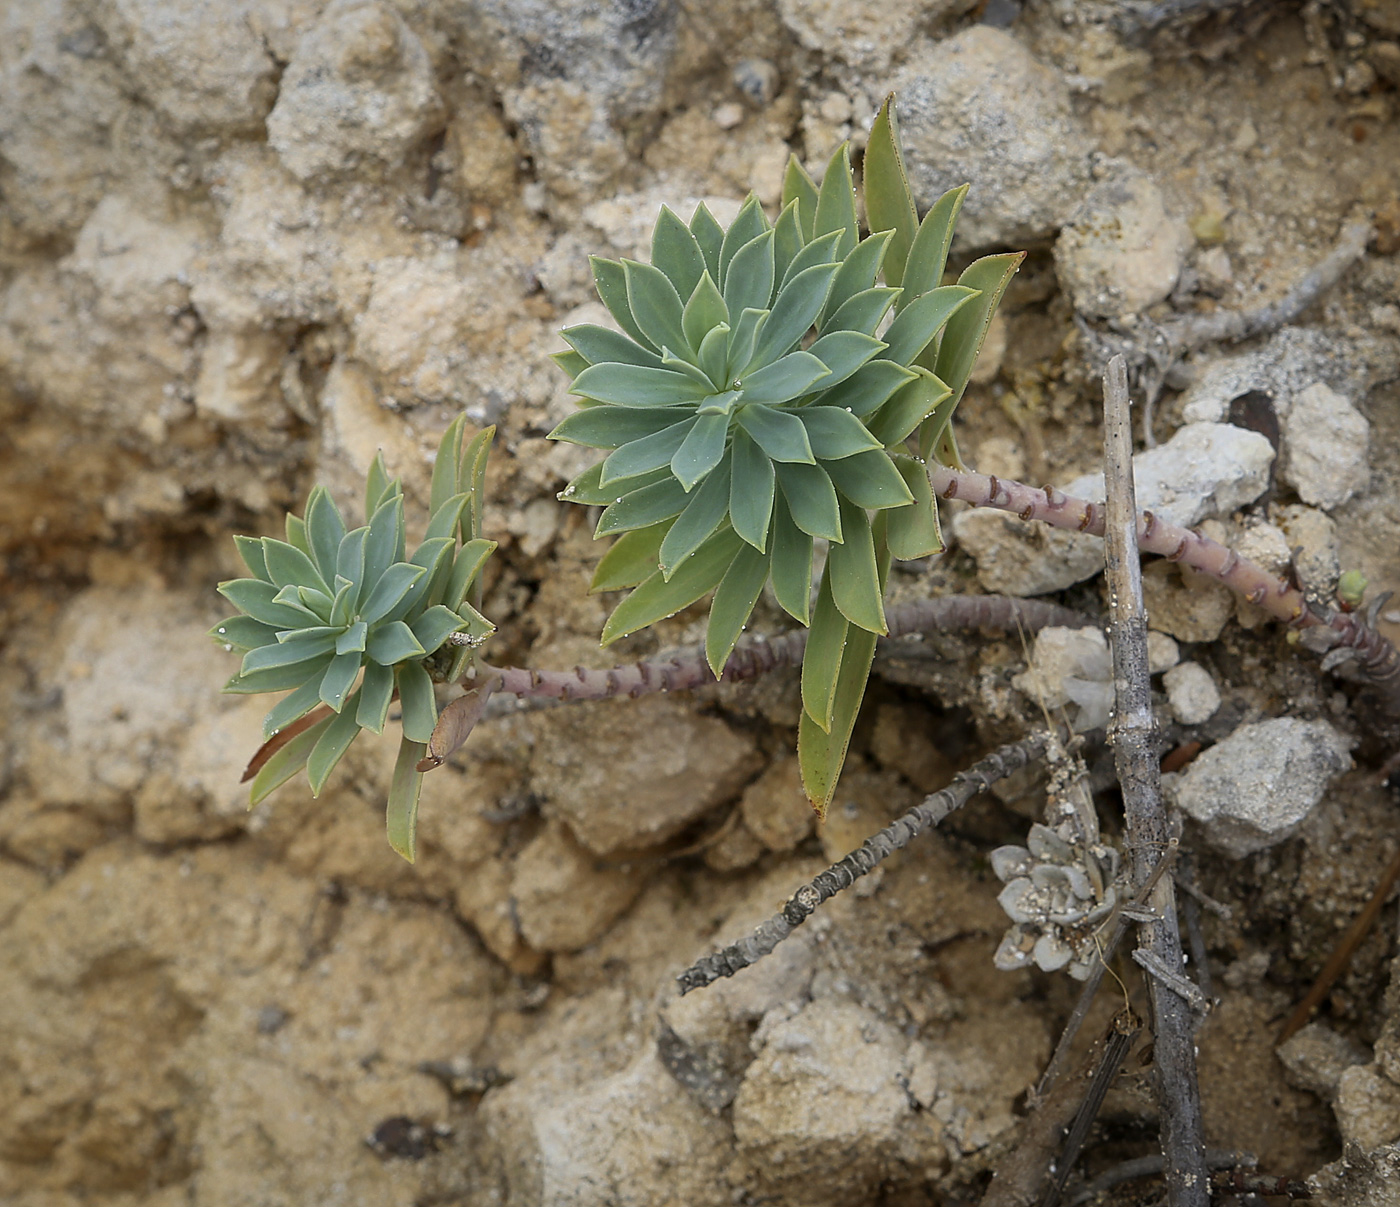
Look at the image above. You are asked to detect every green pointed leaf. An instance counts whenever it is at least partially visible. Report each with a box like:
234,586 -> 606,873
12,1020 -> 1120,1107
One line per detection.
779,230 -> 842,291
336,527 -> 368,602
772,200 -> 805,286
410,604 -> 468,654
806,331 -> 885,388
775,460 -> 842,540
249,715 -> 332,805
363,495 -> 405,599
262,538 -> 330,596
825,450 -> 915,509
718,196 -> 770,289
601,529 -> 742,645
560,461 -> 670,506
726,308 -> 768,379
319,649 -> 362,712
591,256 -> 657,350
866,367 -> 952,448
307,690 -> 364,796
459,425 -> 494,544
801,573 -> 849,732
738,351 -> 830,405
336,620 -> 368,655
924,252 -> 1025,457
294,586 -> 333,621
689,202 -> 725,280
596,476 -> 690,535
798,623 -> 877,819
550,405 -> 688,449
863,95 -> 919,289
881,285 -> 978,366
210,615 -> 280,652
562,324 -> 664,369
364,452 -> 392,520
305,487 -> 347,581
738,403 -> 816,463
224,655 -> 335,695
659,455 -> 732,576
572,362 -> 711,407
442,539 -> 497,611
356,661 -> 396,734
592,520 -> 673,592
682,272 -> 729,358
706,542 -> 770,677
396,661 -> 437,743
285,512 -> 312,558
366,620 -> 428,667
260,677 -> 327,740
429,414 -> 467,519
901,184 -> 969,309
751,262 -> 842,367
823,286 -> 901,337
600,418 -> 697,485
823,230 -> 893,325
770,493 -> 813,623
660,345 -> 717,391
798,406 -> 882,460
730,427 -> 775,551
885,455 -> 943,560
329,578 -> 356,627
814,144 -> 858,259
722,229 -> 776,319
359,562 -> 426,626
782,156 -> 820,240
552,349 -> 588,381
670,413 -> 730,491
697,321 -> 732,386
386,737 -> 427,862
817,359 -> 917,419
234,534 -> 270,581
827,499 -> 886,634
241,632 -> 339,674
651,204 -> 707,301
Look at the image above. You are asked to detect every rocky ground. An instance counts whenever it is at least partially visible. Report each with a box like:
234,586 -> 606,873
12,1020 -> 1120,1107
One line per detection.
4,1 -> 1400,1204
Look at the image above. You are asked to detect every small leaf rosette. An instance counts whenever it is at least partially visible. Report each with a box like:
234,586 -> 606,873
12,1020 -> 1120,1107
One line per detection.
211,418 -> 497,861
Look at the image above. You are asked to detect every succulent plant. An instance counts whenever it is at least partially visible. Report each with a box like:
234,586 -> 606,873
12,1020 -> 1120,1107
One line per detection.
211,417 -> 497,860
549,96 -> 1021,814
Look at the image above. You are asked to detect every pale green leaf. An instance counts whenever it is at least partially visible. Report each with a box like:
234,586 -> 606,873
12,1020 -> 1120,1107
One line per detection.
218,578 -> 316,629
779,230 -> 842,291
364,451 -> 392,521
363,495 -> 405,597
806,331 -> 885,388
591,256 -> 657,350
305,487 -> 347,582
824,450 -> 915,509
659,455 -> 731,576
260,677 -> 326,740
729,427 -> 775,551
562,323 -> 664,369
718,196 -> 770,288
234,534 -> 270,581
357,661 -> 396,734
706,542 -> 770,677
813,143 -> 857,258
822,230 -> 893,325
651,204 -> 707,301
600,418 -> 697,485
770,492 -> 813,623
591,520 -> 672,592
670,413 -> 730,491
336,620 -> 367,655
249,716 -> 332,805
572,362 -> 711,407
801,573 -> 849,732
775,460 -> 842,541
429,414 -> 466,518
319,649 -> 362,712
823,286 -> 900,337
738,403 -> 816,463
359,562 -> 426,625
865,367 -> 952,448
738,351 -> 830,405
263,537 -> 330,596
396,662 -> 437,743
863,95 -> 919,289
560,461 -> 669,506
722,229 -> 775,319
307,690 -> 363,796
241,632 -> 338,674
798,406 -> 882,460
726,308 -> 768,379
386,736 -> 427,862
772,200 -> 805,285
782,155 -> 819,239
900,184 -> 969,310
827,498 -> 886,634
798,623 -> 877,819
210,615 -> 279,652
224,655 -> 334,695
596,476 -> 690,535
750,262 -> 842,367
682,272 -> 729,357
366,620 -> 427,667
549,406 -> 686,449
442,539 -> 497,610
601,528 -> 742,644
881,286 -> 978,366
884,455 -> 943,560
410,604 -> 467,654
285,512 -> 312,558
689,203 -> 725,279
697,321 -> 732,387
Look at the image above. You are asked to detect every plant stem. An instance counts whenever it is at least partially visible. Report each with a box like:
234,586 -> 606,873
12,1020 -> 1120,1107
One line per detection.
1101,356 -> 1208,1207
927,463 -> 1400,700
675,730 -> 1056,994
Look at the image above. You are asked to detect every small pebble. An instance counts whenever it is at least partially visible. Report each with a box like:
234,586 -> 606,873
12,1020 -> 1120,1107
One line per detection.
1163,661 -> 1221,725
712,102 -> 743,130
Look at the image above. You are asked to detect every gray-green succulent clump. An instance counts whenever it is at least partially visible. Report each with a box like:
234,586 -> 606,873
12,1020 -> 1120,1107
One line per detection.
549,97 -> 1021,814
211,417 -> 496,859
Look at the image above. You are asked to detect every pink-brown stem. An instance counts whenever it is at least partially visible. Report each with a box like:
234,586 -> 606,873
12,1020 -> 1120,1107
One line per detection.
929,464 -> 1400,687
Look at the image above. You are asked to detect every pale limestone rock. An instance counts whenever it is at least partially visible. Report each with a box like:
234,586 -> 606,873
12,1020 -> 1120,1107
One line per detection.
1163,661 -> 1221,725
1278,382 -> 1371,510
1055,169 -> 1191,319
1142,561 -> 1235,643
194,330 -> 287,426
1147,630 -> 1180,674
1336,1064 -> 1400,1150
739,757 -> 815,853
779,0 -> 974,72
892,27 -> 1094,248
1169,718 -> 1353,857
1012,627 -> 1113,731
1278,1023 -> 1372,1102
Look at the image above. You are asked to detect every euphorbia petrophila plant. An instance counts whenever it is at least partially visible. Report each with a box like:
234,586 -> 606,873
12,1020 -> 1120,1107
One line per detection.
548,97 -> 1020,814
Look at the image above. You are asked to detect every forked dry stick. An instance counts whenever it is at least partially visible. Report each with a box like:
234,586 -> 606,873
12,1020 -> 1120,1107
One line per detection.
1101,355 -> 1208,1207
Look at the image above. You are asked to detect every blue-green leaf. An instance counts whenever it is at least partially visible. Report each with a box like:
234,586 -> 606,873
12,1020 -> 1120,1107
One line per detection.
865,367 -> 951,447
824,450 -> 915,509
319,649 -> 362,712
689,203 -> 726,280
813,143 -> 858,258
750,262 -> 842,367
901,184 -> 969,309
798,407 -> 882,460
356,661 -> 396,734
359,562 -> 426,626
823,286 -> 900,337
659,455 -> 732,576
596,477 -> 690,535
801,572 -> 849,732
285,512 -> 312,558
410,604 -> 467,654
241,632 -> 339,674
424,493 -> 470,543
722,229 -> 776,319
816,359 -> 918,418
780,230 -> 843,291
772,200 -> 805,285
881,286 -> 978,366
386,736 -> 428,862
706,542 -> 770,677
591,256 -> 657,350
601,528 -> 742,644
682,272 -> 729,357
572,362 -> 711,407
224,655 -> 334,695
798,623 -> 877,818
730,427 -> 775,551
336,620 -> 368,655
697,321 -> 732,387
737,404 -> 816,463
210,615 -> 280,652
364,452 -> 392,520
305,487 -> 347,582
718,196 -> 770,288
562,324 -> 664,369
552,349 -> 588,381
336,526 -> 368,602
739,351 -> 831,405
806,331 -> 885,388
592,520 -> 673,592
823,230 -> 892,325
429,414 -> 466,519
600,418 -> 697,485
234,535 -> 270,581
396,662 -> 437,743
670,413 -> 730,492
263,538 -> 330,596
363,495 -> 405,599
560,461 -> 670,506
864,96 -> 919,290
827,498 -> 886,634
775,460 -> 842,541
651,204 -> 707,301
260,678 -> 326,740
770,492 -> 813,624
884,455 -> 943,560
549,405 -> 689,449
366,620 -> 428,667
442,540 -> 497,611
249,716 -> 332,806
726,308 -> 768,379
782,156 -> 819,239
307,691 -> 364,796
